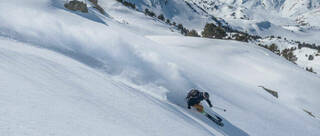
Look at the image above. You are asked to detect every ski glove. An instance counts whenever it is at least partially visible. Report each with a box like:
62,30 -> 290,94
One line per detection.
206,99 -> 213,108
188,106 -> 191,109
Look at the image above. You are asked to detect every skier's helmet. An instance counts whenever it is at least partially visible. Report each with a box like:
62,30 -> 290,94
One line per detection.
203,92 -> 209,99
190,89 -> 199,94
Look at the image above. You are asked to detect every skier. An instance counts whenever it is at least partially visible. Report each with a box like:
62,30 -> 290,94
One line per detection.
186,89 -> 223,126
186,89 -> 212,113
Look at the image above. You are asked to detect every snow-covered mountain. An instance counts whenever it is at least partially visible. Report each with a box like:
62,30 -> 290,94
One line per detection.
117,0 -> 226,30
189,0 -> 320,21
281,0 -> 320,16
184,0 -> 320,73
0,0 -> 320,136
189,0 -> 320,41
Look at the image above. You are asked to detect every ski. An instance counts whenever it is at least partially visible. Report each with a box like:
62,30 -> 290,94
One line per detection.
205,112 -> 224,127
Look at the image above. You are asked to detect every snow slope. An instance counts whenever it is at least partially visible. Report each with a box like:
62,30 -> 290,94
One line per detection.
0,37 -> 218,136
0,0 -> 320,136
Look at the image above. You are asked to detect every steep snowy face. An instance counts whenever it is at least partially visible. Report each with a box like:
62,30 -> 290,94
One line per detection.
120,0 -> 222,29
281,0 -> 320,16
127,0 -> 198,18
280,0 -> 320,27
296,7 -> 320,26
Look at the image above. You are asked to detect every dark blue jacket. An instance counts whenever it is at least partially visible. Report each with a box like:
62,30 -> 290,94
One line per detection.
186,90 -> 212,109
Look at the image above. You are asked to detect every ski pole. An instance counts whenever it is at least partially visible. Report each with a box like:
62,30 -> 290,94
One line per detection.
212,106 -> 227,112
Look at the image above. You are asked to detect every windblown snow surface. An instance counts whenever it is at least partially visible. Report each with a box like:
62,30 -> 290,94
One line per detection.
0,0 -> 319,136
